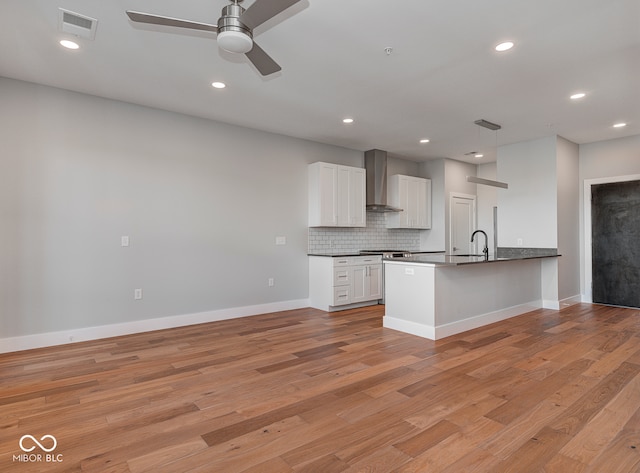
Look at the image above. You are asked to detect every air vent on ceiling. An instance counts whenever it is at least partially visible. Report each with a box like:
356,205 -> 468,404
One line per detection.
58,8 -> 98,40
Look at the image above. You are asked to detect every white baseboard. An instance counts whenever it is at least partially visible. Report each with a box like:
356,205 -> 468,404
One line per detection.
559,294 -> 583,308
383,316 -> 436,340
542,300 -> 560,310
544,294 -> 582,310
435,301 -> 543,339
384,300 -> 543,341
0,299 -> 310,354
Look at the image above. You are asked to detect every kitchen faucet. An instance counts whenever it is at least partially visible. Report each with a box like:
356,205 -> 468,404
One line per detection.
471,230 -> 489,260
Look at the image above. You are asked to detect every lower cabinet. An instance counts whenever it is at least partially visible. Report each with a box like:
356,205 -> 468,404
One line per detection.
309,255 -> 382,311
351,264 -> 383,303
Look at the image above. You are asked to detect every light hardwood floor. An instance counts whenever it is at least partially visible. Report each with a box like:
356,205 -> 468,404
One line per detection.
2,303 -> 640,472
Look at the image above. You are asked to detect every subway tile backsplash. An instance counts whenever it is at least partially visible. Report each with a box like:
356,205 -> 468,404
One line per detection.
308,212 -> 421,254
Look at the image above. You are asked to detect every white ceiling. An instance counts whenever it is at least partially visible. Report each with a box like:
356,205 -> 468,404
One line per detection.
1,0 -> 638,163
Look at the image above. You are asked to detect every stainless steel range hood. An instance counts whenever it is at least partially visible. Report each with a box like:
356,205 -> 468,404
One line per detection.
364,149 -> 402,212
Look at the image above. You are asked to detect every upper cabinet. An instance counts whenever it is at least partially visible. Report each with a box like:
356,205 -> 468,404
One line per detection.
387,175 -> 431,229
309,162 -> 366,227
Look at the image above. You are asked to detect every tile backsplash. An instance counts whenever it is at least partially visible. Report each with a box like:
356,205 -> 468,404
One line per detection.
308,212 -> 421,254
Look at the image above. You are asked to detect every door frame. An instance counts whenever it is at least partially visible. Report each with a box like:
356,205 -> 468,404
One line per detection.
449,192 -> 477,254
583,173 -> 640,303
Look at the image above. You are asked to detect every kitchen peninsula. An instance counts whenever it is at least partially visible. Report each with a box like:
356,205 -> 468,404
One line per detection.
383,251 -> 560,340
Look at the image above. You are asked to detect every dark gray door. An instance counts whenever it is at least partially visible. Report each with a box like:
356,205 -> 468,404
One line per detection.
591,180 -> 640,308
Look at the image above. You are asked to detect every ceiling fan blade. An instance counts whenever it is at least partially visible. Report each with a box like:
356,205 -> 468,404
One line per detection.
239,0 -> 301,30
126,11 -> 218,33
245,42 -> 281,76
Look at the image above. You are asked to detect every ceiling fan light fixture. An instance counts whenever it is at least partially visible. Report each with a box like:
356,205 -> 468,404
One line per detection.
217,30 -> 252,54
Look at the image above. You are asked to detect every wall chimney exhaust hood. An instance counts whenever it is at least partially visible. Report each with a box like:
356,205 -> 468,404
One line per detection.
364,149 -> 402,212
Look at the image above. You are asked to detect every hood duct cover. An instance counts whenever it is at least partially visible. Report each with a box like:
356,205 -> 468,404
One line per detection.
364,149 -> 402,212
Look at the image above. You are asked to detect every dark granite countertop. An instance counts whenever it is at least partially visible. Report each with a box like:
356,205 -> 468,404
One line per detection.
383,249 -> 559,267
308,251 -> 446,258
308,252 -> 363,257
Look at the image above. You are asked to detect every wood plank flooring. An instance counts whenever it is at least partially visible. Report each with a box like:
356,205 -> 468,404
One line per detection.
2,303 -> 640,472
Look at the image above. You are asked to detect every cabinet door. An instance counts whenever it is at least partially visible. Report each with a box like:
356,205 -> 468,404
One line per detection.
309,162 -> 338,226
368,264 -> 383,299
387,175 -> 431,229
407,177 -> 419,227
351,265 -> 367,303
351,265 -> 382,303
336,166 -> 351,226
387,175 -> 409,228
337,166 -> 366,227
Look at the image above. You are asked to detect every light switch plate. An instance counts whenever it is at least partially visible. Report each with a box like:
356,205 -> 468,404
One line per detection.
275,236 -> 286,245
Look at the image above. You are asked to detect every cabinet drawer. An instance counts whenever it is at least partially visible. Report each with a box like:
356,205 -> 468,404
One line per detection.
333,286 -> 351,306
333,257 -> 353,266
352,255 -> 382,265
333,267 -> 351,286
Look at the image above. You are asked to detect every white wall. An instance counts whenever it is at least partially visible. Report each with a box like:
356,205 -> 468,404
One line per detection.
419,159 -> 446,251
418,158 -> 479,253
444,159 -> 478,253
0,77 -> 362,341
388,156 -> 419,177
556,136 -> 580,301
580,135 -> 640,180
497,136 -> 558,248
497,135 -> 582,307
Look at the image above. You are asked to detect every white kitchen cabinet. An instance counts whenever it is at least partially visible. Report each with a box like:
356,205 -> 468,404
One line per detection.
351,263 -> 383,303
386,174 -> 431,229
309,162 -> 365,227
309,255 -> 382,311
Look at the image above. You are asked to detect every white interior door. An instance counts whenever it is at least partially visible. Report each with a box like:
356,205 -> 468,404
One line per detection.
450,194 -> 477,254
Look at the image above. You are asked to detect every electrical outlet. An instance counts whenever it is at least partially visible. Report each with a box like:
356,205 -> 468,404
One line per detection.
121,236 -> 130,247
517,238 -> 523,247
134,288 -> 143,300
275,236 -> 286,245
268,278 -> 274,287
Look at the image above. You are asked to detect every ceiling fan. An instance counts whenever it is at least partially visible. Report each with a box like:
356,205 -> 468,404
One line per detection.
126,0 -> 301,76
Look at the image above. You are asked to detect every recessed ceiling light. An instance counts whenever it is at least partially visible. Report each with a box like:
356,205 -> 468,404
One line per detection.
211,81 -> 226,89
342,118 -> 354,124
59,39 -> 79,50
613,122 -> 627,128
495,41 -> 514,52
419,138 -> 430,144
570,93 -> 586,100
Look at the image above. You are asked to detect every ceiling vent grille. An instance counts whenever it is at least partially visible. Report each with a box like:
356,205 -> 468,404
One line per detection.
58,8 -> 98,40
